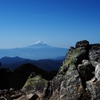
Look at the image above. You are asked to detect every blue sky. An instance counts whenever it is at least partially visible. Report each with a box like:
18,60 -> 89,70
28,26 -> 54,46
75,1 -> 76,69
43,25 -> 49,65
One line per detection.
0,0 -> 100,48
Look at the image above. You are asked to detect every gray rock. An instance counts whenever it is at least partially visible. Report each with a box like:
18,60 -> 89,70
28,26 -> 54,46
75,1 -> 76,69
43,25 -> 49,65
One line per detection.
95,64 -> 100,80
90,61 -> 98,68
82,59 -> 90,65
60,65 -> 83,100
86,80 -> 100,100
75,40 -> 89,48
55,46 -> 86,100
78,60 -> 94,80
22,75 -> 48,94
89,44 -> 100,62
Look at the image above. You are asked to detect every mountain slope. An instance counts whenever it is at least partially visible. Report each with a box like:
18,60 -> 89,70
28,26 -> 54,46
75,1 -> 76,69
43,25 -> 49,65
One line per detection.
25,41 -> 52,48
0,41 -> 68,59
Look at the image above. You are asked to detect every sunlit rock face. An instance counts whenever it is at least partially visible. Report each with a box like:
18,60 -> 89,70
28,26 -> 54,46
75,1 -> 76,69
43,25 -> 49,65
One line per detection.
51,40 -> 100,100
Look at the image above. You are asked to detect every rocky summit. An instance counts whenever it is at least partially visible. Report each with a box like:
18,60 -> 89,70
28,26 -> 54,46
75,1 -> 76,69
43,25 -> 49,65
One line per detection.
0,40 -> 100,100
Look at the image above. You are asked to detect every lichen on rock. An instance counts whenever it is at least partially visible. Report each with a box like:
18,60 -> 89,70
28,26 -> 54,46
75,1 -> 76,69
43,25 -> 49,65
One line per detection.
23,74 -> 48,96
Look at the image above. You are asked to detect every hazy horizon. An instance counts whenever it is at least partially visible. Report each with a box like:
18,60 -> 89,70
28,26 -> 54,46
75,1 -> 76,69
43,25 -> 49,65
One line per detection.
0,0 -> 100,48
0,40 -> 68,49
0,40 -> 99,49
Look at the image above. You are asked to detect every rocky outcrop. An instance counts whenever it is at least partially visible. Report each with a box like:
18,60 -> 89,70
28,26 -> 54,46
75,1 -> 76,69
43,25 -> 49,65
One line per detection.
89,44 -> 100,61
52,46 -> 86,100
22,73 -> 54,100
0,40 -> 100,100
75,40 -> 89,48
23,74 -> 48,95
51,40 -> 100,100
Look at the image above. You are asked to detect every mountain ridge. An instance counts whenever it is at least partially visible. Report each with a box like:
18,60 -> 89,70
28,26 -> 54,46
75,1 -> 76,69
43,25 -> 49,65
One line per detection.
24,41 -> 52,48
0,56 -> 64,71
0,41 -> 68,59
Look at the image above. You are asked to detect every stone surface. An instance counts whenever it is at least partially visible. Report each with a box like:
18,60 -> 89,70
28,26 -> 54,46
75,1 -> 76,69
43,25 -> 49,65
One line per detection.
89,44 -> 100,63
95,64 -> 100,80
60,66 -> 83,100
51,40 -> 100,100
52,46 -> 86,100
78,60 -> 94,81
23,74 -> 54,100
75,40 -> 89,48
22,75 -> 48,95
86,80 -> 100,100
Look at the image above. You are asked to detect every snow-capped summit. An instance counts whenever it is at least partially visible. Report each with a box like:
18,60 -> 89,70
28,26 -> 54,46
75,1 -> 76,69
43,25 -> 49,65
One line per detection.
33,41 -> 46,45
25,41 -> 51,48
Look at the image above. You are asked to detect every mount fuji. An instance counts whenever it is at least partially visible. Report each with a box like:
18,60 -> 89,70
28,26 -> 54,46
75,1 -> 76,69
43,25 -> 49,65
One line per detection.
0,41 -> 68,60
25,41 -> 52,48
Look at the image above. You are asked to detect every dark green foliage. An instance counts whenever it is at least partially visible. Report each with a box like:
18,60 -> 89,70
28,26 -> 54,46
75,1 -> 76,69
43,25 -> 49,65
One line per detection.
0,68 -> 10,89
0,62 -> 2,67
9,63 -> 48,89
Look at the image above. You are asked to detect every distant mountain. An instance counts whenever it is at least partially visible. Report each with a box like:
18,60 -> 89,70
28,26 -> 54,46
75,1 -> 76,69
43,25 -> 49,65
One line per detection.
53,56 -> 65,60
0,41 -> 68,59
0,56 -> 63,71
0,56 -> 25,64
25,41 -> 52,48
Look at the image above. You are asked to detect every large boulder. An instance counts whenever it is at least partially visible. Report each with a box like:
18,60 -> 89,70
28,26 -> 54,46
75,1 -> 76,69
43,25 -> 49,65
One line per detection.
22,74 -> 48,94
65,47 -> 87,65
51,46 -> 87,100
95,63 -> 100,80
75,40 -> 89,48
51,40 -> 100,100
89,44 -> 100,65
23,73 -> 53,100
